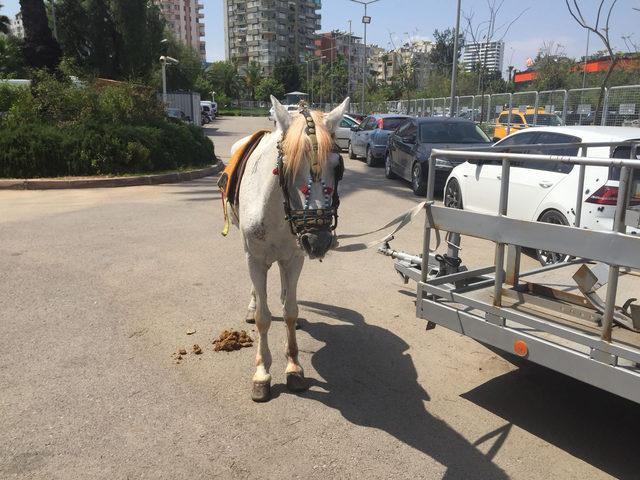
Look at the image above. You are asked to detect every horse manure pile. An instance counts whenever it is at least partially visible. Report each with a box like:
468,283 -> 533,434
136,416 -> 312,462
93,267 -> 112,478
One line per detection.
213,330 -> 253,352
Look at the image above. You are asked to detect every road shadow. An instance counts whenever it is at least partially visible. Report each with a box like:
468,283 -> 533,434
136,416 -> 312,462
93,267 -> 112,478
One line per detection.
339,158 -> 445,203
462,362 -> 640,480
296,301 -> 509,480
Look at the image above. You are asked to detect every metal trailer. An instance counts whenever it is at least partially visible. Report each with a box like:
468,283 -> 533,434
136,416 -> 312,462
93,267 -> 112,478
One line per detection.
381,141 -> 640,404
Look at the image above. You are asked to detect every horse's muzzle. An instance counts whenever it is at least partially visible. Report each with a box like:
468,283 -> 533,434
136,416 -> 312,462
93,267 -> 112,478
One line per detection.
299,230 -> 334,259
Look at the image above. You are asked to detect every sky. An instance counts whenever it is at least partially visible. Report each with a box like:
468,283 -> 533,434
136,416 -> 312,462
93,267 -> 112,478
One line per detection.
3,0 -> 640,73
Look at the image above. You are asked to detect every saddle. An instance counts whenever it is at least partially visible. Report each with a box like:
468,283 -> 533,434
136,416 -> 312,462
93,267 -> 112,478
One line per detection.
218,129 -> 270,236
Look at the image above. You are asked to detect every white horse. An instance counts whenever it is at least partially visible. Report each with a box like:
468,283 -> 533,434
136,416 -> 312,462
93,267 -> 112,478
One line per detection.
231,96 -> 350,402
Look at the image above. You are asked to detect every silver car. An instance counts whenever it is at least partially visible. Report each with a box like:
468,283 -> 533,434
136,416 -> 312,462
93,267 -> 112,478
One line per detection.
334,114 -> 360,151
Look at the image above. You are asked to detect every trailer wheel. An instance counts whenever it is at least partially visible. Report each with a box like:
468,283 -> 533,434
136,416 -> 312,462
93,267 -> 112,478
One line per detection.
536,210 -> 570,265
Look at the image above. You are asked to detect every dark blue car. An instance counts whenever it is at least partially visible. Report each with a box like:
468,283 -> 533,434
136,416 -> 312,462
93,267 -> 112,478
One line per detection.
348,113 -> 409,166
386,117 -> 491,195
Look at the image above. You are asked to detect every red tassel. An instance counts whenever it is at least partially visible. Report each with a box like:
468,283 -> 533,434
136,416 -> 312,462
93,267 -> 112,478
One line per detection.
324,187 -> 333,194
272,167 -> 278,175
300,185 -> 310,195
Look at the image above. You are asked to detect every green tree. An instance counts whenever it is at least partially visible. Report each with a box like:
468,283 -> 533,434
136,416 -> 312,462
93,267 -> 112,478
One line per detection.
428,28 -> 463,75
273,57 -> 300,93
255,76 -> 284,102
159,36 -> 204,91
243,61 -> 262,100
55,0 -> 164,80
532,48 -> 576,91
0,35 -> 27,78
19,0 -> 62,71
0,3 -> 10,34
204,60 -> 240,99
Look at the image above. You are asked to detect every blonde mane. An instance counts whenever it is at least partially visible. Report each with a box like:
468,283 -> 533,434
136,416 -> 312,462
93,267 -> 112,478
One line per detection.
281,110 -> 333,179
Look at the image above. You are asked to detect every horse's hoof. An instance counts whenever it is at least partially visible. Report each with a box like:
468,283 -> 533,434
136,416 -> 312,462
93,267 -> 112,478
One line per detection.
245,309 -> 256,324
251,381 -> 271,402
286,372 -> 308,392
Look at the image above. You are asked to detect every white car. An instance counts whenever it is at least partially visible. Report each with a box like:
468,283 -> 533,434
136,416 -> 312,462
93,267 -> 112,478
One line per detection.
444,126 -> 640,264
268,104 -> 299,122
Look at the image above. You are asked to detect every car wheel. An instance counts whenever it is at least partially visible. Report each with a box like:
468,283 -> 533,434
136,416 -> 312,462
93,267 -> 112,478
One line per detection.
411,162 -> 427,196
384,152 -> 396,179
444,179 -> 462,209
365,146 -> 377,167
536,210 -> 570,266
348,141 -> 356,159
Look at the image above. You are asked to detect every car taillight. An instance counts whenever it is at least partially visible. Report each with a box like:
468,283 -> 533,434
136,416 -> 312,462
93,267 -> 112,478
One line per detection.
586,185 -> 640,206
377,118 -> 384,129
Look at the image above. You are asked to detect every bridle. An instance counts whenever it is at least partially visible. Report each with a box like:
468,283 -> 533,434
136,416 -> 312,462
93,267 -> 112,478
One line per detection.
276,107 -> 344,241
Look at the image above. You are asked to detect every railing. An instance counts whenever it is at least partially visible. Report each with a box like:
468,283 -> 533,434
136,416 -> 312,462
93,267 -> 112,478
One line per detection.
313,85 -> 640,129
424,140 -> 640,341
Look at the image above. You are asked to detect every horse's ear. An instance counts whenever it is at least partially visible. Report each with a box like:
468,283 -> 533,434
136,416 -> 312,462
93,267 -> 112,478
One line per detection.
271,95 -> 292,132
324,97 -> 350,134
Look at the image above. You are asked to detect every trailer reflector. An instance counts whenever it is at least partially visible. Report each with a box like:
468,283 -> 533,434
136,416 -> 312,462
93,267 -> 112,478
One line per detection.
514,340 -> 528,357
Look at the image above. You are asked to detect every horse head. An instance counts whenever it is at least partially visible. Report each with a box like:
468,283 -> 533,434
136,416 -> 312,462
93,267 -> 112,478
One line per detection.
271,95 -> 350,260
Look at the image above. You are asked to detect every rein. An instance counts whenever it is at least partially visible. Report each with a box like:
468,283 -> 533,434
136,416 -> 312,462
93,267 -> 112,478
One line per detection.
276,107 -> 343,240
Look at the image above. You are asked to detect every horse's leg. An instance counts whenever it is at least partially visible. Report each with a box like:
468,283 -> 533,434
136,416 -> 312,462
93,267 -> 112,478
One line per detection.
279,256 -> 307,392
247,256 -> 272,402
245,286 -> 256,323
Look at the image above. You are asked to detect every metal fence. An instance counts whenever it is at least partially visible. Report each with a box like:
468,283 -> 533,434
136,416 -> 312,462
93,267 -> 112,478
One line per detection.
159,91 -> 201,126
322,84 -> 640,130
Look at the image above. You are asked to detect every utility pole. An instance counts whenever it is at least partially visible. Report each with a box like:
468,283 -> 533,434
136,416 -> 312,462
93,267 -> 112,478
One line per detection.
347,20 -> 352,102
449,0 -> 461,117
350,0 -> 380,113
51,0 -> 58,39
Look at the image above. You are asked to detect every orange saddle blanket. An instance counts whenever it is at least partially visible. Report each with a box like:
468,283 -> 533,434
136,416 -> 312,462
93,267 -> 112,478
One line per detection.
217,129 -> 270,235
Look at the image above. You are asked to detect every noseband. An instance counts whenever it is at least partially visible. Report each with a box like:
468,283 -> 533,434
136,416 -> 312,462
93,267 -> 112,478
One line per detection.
276,107 -> 344,241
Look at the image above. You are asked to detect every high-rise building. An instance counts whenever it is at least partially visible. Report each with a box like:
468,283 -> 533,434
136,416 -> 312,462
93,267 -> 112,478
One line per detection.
154,0 -> 206,61
10,11 -> 24,38
223,0 -> 322,74
463,41 -> 504,75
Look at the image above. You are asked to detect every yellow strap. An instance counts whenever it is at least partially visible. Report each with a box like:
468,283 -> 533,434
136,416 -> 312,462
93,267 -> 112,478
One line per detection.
221,192 -> 230,236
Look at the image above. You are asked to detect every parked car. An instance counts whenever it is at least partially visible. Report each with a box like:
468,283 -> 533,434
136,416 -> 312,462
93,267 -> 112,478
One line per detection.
166,108 -> 190,123
386,117 -> 492,195
268,104 -> 299,122
334,114 -> 361,151
348,114 -> 409,166
493,107 -> 563,141
444,126 -> 640,264
200,102 -> 215,121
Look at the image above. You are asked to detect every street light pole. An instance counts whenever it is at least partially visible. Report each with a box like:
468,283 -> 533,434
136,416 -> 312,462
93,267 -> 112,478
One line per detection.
347,20 -> 352,102
350,0 -> 380,113
449,0 -> 461,117
160,55 -> 179,105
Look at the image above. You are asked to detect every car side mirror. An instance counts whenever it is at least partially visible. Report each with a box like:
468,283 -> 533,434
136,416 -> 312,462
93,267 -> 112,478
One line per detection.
350,126 -> 359,132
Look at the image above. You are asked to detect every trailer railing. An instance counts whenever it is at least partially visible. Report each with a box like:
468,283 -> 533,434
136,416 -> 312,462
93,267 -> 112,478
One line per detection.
395,140 -> 640,403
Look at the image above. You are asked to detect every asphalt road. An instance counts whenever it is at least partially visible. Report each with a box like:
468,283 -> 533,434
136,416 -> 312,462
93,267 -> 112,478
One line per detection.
1,116 -> 638,480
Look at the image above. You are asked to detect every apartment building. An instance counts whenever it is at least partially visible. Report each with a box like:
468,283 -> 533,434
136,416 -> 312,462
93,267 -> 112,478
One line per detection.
314,30 -> 366,94
463,41 -> 504,75
10,11 -> 24,38
370,39 -> 432,85
223,0 -> 322,74
155,0 -> 206,61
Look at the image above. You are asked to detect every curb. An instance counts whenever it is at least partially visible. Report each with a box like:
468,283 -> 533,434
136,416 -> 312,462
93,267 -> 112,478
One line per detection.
0,162 -> 224,190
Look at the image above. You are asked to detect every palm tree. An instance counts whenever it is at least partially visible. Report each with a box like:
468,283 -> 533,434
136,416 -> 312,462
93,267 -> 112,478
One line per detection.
244,61 -> 263,101
0,3 -> 11,35
19,0 -> 62,71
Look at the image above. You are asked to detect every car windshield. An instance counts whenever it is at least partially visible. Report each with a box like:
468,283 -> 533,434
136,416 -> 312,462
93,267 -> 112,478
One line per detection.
419,122 -> 491,144
524,113 -> 563,126
381,117 -> 407,131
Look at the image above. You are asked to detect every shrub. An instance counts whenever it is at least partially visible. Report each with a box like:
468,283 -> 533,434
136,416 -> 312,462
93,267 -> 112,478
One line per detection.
0,72 -> 216,178
0,121 -> 215,178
